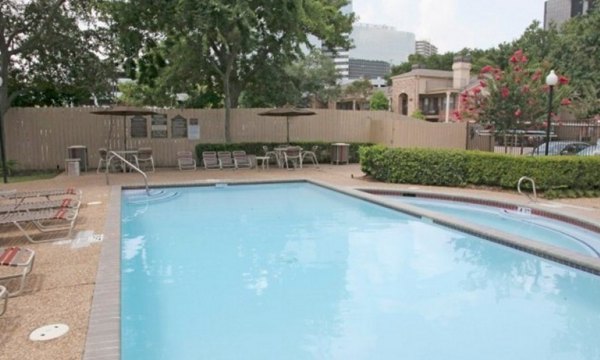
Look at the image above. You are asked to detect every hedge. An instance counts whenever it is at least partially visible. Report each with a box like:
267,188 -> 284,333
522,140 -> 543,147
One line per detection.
359,145 -> 600,194
195,142 -> 373,164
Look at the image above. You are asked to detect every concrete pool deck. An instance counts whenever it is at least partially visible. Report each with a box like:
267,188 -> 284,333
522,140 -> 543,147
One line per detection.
0,164 -> 599,359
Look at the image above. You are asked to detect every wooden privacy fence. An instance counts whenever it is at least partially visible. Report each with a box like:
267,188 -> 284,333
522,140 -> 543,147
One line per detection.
3,107 -> 469,170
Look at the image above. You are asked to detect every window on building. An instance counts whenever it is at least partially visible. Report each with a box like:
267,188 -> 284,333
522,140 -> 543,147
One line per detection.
151,114 -> 168,138
130,116 -> 148,138
171,115 -> 188,138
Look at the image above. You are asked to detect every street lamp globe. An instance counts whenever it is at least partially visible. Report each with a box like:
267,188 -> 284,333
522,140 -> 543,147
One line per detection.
544,70 -> 559,155
546,70 -> 558,87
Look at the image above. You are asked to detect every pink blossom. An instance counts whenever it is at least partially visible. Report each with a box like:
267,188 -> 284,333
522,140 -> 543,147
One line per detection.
515,109 -> 522,117
521,85 -> 530,93
501,87 -> 510,98
479,80 -> 487,88
559,76 -> 569,85
473,87 -> 482,94
560,98 -> 572,105
531,70 -> 542,81
480,65 -> 494,73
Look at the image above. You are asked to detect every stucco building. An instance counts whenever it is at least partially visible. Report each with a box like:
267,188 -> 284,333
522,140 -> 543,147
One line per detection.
390,56 -> 475,122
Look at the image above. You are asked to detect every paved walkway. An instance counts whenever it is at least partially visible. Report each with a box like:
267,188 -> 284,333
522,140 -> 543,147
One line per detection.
0,164 -> 598,359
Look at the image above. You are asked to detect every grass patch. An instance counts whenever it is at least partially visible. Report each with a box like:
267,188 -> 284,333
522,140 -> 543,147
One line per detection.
2,171 -> 60,183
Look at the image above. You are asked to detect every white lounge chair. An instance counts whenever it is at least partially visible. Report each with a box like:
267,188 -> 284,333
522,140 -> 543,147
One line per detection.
0,285 -> 7,316
0,198 -> 81,214
177,151 -> 196,171
232,151 -> 252,169
0,188 -> 82,202
0,208 -> 79,243
0,247 -> 35,297
217,151 -> 235,169
202,151 -> 220,170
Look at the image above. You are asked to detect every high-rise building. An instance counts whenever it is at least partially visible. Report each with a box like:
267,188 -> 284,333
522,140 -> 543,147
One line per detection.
415,40 -> 438,57
544,0 -> 595,29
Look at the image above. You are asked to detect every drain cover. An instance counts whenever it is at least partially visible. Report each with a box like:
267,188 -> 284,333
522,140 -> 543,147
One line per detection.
29,324 -> 69,341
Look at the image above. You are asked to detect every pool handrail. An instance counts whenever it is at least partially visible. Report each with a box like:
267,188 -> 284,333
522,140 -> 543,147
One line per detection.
518,176 -> 537,202
105,151 -> 150,195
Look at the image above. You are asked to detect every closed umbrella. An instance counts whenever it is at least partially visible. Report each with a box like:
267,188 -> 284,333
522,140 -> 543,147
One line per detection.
258,107 -> 316,144
90,106 -> 158,150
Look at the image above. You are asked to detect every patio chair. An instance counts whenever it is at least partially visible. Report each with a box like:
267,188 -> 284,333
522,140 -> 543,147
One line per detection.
0,285 -> 6,316
0,207 -> 79,243
97,148 -> 116,173
217,151 -> 235,169
301,145 -> 320,168
262,145 -> 278,165
177,151 -> 196,171
0,247 -> 35,297
202,151 -> 220,170
134,147 -> 155,172
283,146 -> 303,170
232,151 -> 252,169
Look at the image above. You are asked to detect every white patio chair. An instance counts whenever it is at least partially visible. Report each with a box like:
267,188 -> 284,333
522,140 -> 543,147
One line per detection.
233,151 -> 252,169
177,151 -> 197,171
217,151 -> 235,169
301,145 -> 320,168
134,147 -> 155,172
202,151 -> 220,170
283,146 -> 303,170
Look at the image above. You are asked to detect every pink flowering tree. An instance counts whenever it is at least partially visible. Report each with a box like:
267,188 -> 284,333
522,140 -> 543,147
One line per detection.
455,50 -> 572,134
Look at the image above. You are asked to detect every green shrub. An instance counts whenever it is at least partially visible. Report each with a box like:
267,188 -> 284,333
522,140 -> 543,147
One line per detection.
360,146 -> 600,197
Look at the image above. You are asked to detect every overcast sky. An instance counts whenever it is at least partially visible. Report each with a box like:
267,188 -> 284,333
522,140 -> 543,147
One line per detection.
352,0 -> 547,53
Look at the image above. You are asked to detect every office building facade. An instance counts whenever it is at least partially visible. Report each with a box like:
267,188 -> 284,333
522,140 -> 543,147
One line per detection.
415,40 -> 438,57
544,0 -> 595,29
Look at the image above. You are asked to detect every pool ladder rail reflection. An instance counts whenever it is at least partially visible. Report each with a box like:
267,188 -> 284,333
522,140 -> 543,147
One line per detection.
517,176 -> 537,202
125,189 -> 180,205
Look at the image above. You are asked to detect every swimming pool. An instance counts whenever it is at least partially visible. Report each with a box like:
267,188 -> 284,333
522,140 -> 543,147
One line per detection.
120,182 -> 600,359
377,195 -> 600,258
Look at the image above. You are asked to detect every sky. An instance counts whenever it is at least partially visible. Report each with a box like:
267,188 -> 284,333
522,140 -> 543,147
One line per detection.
352,0 -> 547,53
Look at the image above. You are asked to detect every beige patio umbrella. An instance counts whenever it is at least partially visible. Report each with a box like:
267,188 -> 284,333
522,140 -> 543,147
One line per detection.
90,106 -> 158,150
258,106 -> 316,144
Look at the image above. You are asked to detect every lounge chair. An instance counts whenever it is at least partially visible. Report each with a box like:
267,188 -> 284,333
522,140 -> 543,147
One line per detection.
0,198 -> 81,214
283,146 -> 303,170
232,151 -> 252,169
202,151 -> 220,170
0,188 -> 82,202
0,285 -> 6,316
0,247 -> 35,297
134,147 -> 155,172
217,151 -> 235,169
0,208 -> 79,243
262,145 -> 278,166
177,151 -> 196,171
301,145 -> 320,168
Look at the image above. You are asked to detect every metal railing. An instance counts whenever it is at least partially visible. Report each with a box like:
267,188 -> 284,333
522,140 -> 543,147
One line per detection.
105,151 -> 150,195
517,176 -> 537,202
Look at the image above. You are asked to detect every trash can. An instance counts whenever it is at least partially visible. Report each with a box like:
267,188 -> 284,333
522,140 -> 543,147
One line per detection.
65,158 -> 81,176
67,145 -> 88,172
330,143 -> 350,165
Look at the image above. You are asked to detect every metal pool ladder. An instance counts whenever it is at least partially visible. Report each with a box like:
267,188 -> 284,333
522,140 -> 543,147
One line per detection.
517,176 -> 537,202
105,151 -> 150,195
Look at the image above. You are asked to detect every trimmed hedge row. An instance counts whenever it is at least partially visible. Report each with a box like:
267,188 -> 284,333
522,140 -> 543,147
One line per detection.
195,142 -> 372,164
359,145 -> 600,193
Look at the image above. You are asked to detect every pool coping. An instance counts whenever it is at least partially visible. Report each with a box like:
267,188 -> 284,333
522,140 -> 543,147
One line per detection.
83,179 -> 600,360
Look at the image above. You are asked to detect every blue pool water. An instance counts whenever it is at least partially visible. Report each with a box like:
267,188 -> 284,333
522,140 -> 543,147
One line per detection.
121,183 -> 600,360
383,196 -> 600,257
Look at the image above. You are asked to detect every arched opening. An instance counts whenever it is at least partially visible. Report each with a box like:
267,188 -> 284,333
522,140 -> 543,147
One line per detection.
399,93 -> 408,115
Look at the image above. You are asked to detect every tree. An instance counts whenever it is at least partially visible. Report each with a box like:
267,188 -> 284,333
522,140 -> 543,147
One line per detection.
0,1 -> 113,114
457,49 -> 573,134
552,8 -> 600,118
369,90 -> 388,110
110,0 -> 354,142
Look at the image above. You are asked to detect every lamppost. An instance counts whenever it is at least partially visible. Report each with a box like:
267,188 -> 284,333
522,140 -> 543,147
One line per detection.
544,70 -> 558,156
0,74 -> 7,183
